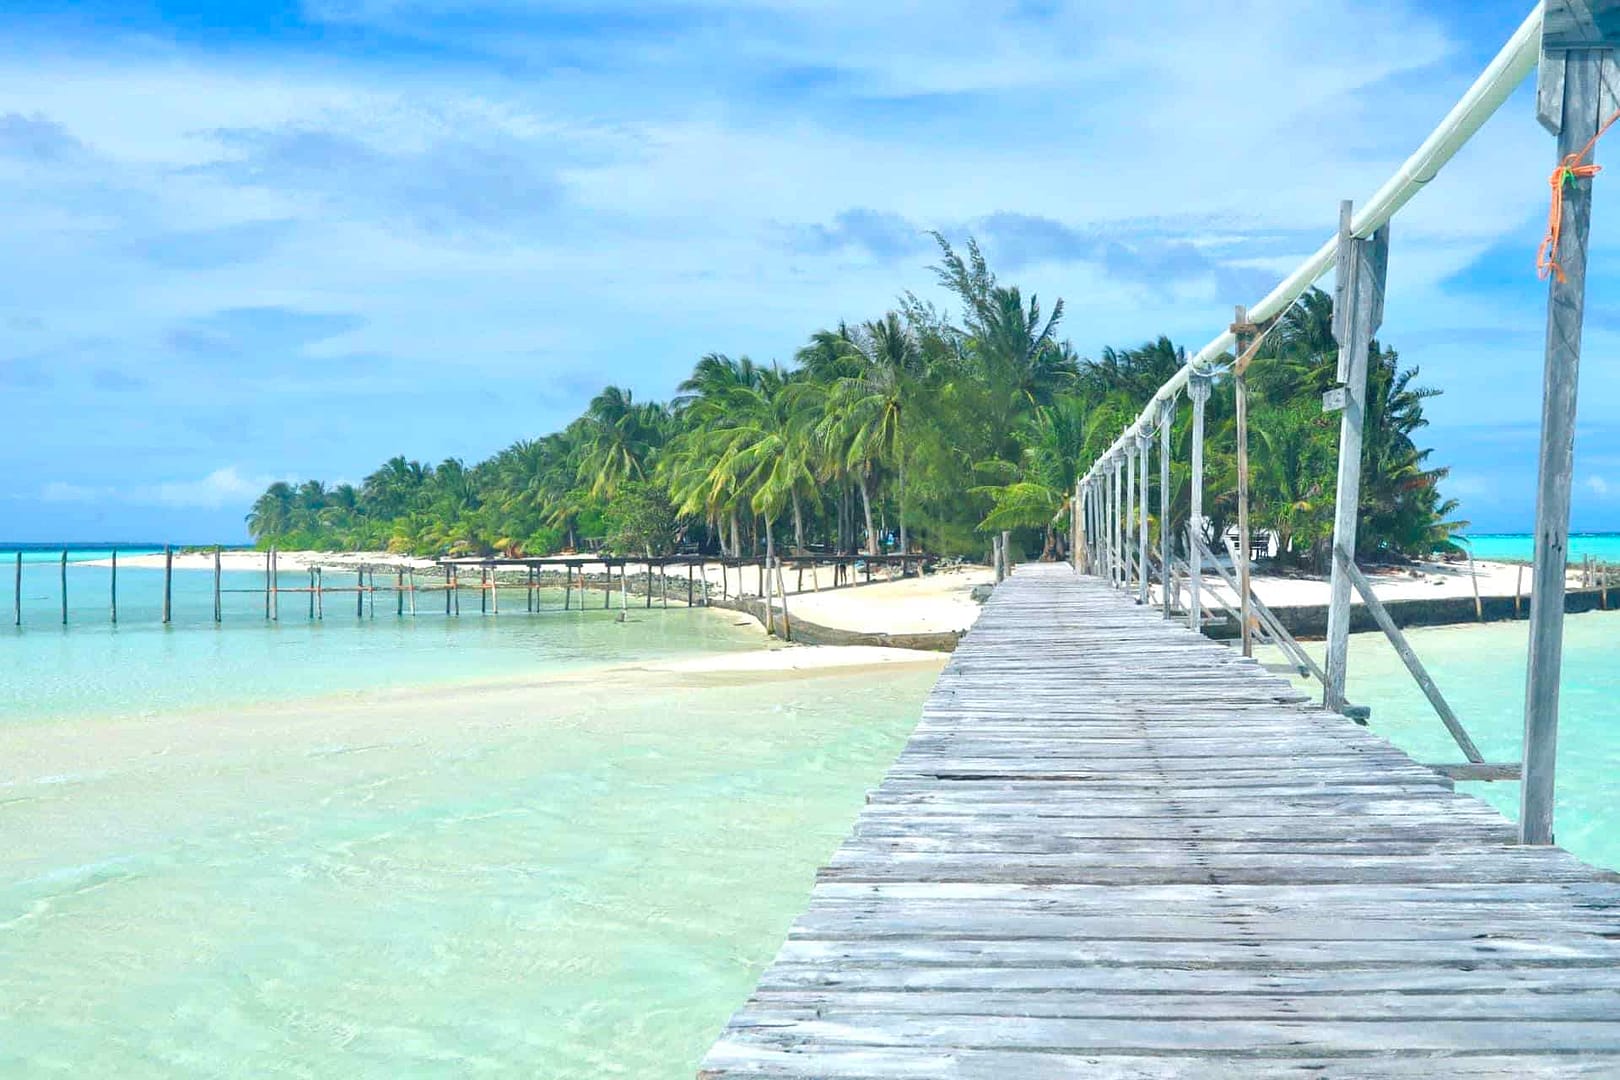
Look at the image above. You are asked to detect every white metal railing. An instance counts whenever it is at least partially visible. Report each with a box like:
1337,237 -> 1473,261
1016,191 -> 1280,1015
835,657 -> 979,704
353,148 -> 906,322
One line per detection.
1072,2 -> 1609,846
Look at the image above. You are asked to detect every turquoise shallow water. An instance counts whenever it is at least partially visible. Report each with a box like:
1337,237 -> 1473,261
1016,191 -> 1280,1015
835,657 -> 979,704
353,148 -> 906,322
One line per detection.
1282,609 -> 1620,871
1459,532 -> 1620,562
0,560 -> 942,1076
3,559 -> 763,723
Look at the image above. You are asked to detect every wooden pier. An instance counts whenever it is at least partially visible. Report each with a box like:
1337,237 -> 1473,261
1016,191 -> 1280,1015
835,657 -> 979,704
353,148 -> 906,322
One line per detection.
700,565 -> 1620,1077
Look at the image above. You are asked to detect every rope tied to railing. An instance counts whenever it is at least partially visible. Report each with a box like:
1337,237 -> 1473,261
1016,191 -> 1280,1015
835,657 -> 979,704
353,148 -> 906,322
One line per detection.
1538,108 -> 1620,283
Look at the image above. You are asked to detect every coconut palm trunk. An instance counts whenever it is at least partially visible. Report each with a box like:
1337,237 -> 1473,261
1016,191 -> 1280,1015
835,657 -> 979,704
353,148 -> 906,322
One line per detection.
859,471 -> 878,556
791,489 -> 805,553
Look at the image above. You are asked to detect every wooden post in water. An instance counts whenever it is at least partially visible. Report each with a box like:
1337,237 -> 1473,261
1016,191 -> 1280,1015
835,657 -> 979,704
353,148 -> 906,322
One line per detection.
620,564 -> 629,610
565,565 -> 573,610
445,567 -> 453,615
481,568 -> 488,614
1522,34 -> 1610,846
60,548 -> 67,625
774,557 -> 791,641
688,563 -> 695,606
1515,563 -> 1524,619
1323,200 -> 1390,711
358,568 -> 365,618
316,566 -> 324,619
407,568 -> 416,615
1158,397 -> 1175,618
110,549 -> 117,624
161,545 -> 173,624
264,551 -> 271,620
1187,376 -> 1211,631
214,547 -> 222,623
13,551 -> 20,626
647,562 -> 654,609
309,568 -> 316,619
397,569 -> 404,616
1468,550 -> 1484,622
271,549 -> 280,622
490,566 -> 497,614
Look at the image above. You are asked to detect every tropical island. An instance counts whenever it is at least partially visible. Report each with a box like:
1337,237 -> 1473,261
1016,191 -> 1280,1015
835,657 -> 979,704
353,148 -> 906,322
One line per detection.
246,238 -> 1458,571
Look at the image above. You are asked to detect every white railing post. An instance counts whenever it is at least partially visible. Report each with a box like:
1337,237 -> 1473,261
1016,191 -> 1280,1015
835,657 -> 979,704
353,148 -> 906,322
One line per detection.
1187,375 -> 1211,631
1072,480 -> 1081,572
1324,199 -> 1390,713
1158,396 -> 1175,618
1111,455 -> 1123,589
1137,431 -> 1151,605
1522,26 -> 1613,845
1125,443 -> 1137,593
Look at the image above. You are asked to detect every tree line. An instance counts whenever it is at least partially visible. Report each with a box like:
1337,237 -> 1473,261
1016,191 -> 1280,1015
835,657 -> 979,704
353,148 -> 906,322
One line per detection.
247,237 -> 1462,568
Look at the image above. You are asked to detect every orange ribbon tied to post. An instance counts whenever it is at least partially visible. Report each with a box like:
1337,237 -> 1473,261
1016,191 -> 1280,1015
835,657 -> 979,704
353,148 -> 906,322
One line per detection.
1538,109 -> 1620,283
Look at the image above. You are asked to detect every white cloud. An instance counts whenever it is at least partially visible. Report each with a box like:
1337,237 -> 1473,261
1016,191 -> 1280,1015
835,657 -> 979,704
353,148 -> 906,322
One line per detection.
39,468 -> 280,510
1588,475 -> 1613,499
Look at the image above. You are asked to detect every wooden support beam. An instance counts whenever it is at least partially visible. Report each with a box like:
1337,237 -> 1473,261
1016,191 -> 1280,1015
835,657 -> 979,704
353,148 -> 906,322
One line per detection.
214,547 -> 223,623
1523,43 -> 1612,845
110,549 -> 117,624
1324,200 -> 1391,712
13,551 -> 19,626
1428,762 -> 1523,782
60,548 -> 67,625
1337,549 -> 1484,764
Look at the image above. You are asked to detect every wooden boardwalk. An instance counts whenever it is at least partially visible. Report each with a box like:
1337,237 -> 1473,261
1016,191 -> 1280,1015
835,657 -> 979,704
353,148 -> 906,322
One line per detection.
700,564 -> 1620,1078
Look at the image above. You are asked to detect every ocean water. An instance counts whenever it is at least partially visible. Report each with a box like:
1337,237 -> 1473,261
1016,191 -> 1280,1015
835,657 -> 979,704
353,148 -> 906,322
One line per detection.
2,557 -> 759,724
1283,608 -> 1620,870
0,554 -> 942,1076
1458,532 -> 1620,563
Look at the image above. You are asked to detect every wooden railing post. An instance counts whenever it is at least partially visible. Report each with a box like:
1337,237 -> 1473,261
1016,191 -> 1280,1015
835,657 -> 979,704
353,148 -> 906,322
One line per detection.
1522,33 -> 1613,845
1231,307 -> 1256,658
1158,397 -> 1175,618
1324,199 -> 1391,712
1124,441 -> 1137,594
1136,431 -> 1151,605
1111,455 -> 1124,589
1186,375 -> 1211,631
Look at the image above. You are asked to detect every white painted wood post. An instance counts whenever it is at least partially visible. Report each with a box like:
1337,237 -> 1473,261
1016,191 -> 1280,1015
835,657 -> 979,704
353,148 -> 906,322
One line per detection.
1072,480 -> 1081,573
1112,455 -> 1124,590
1137,432 -> 1151,605
1158,397 -> 1175,618
1124,443 -> 1137,594
1187,375 -> 1211,631
1232,307 -> 1254,658
1324,199 -> 1391,713
1521,37 -> 1613,845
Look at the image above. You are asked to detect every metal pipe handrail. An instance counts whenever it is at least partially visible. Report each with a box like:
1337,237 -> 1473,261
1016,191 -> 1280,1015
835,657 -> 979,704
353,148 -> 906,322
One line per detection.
1080,4 -> 1543,486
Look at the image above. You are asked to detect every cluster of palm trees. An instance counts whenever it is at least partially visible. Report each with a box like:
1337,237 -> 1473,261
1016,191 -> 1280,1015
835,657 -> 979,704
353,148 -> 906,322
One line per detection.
248,237 -> 1461,568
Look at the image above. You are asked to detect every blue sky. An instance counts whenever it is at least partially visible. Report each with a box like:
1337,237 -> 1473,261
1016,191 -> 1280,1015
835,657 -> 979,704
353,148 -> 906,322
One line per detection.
0,0 -> 1614,542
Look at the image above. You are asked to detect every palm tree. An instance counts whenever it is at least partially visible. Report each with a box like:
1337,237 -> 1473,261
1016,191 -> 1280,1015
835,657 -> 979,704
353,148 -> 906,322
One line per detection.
820,313 -> 924,554
246,481 -> 295,542
575,386 -> 668,501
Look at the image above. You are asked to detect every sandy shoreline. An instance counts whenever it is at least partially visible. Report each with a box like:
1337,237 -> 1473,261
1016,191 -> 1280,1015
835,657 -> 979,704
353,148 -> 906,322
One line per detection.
75,549 -> 1598,642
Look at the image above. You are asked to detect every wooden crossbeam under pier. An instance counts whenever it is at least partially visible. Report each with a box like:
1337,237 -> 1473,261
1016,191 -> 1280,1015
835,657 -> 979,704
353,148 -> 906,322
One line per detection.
700,563 -> 1620,1078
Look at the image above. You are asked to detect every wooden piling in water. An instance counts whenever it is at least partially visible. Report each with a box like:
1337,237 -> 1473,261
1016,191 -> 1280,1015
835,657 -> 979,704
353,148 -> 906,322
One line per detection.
162,546 -> 173,624
316,566 -> 324,619
407,568 -> 416,615
60,549 -> 67,625
397,569 -> 404,616
110,549 -> 117,624
13,551 -> 20,626
564,565 -> 572,610
214,548 -> 223,623
357,568 -> 365,618
1515,563 -> 1524,619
